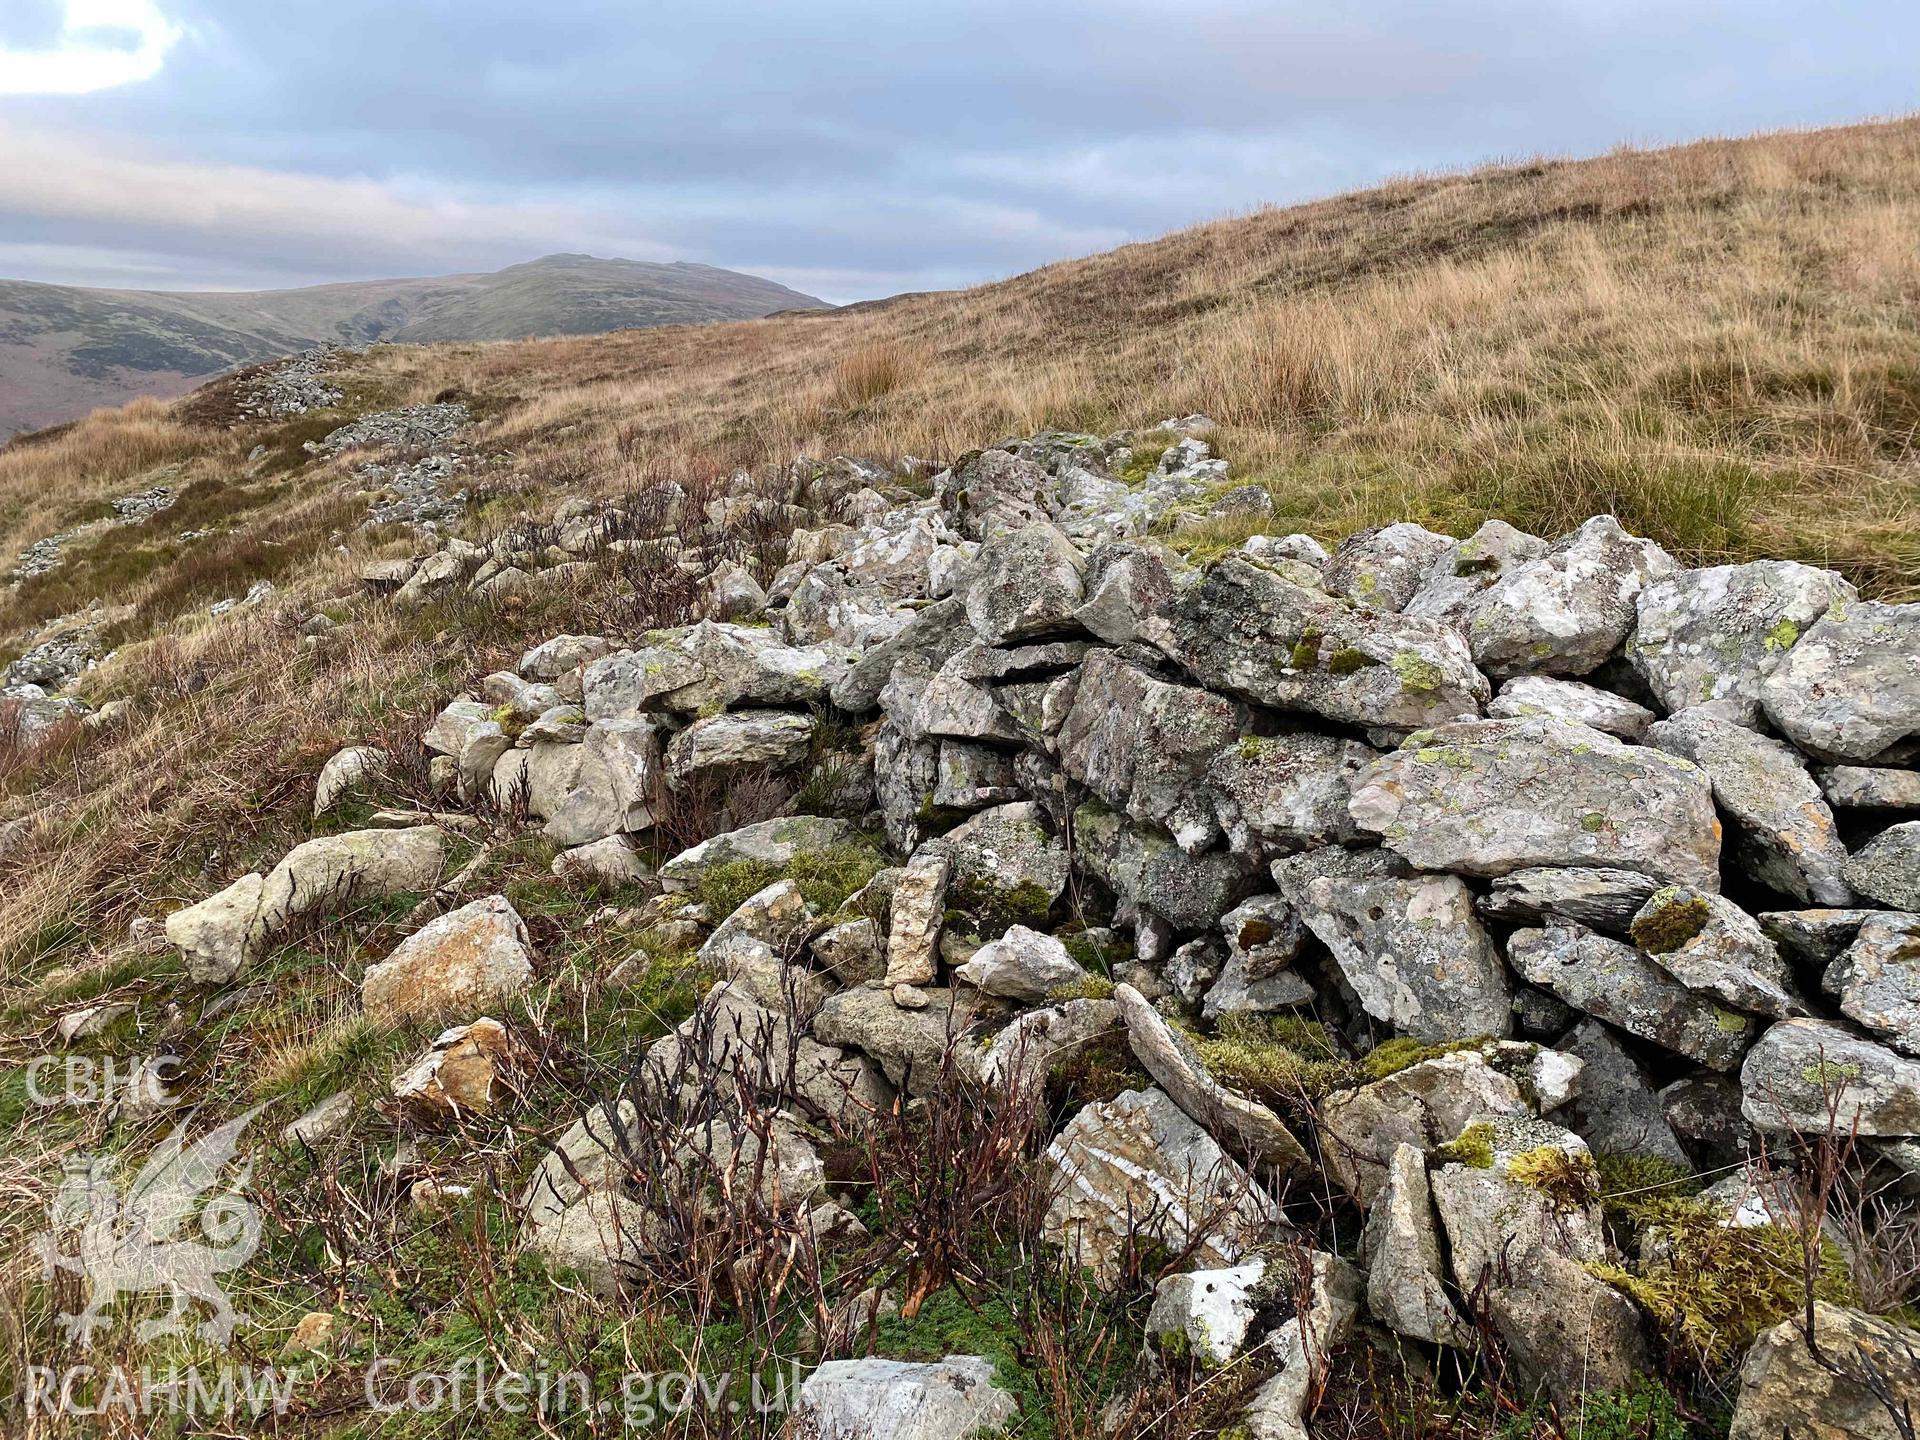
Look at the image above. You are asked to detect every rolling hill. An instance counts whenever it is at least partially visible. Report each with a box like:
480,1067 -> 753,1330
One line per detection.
0,254 -> 828,436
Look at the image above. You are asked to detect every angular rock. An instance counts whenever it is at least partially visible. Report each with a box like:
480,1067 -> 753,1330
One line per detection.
1154,555 -> 1488,732
1729,1302 -> 1920,1440
1429,1115 -> 1647,1400
1820,765 -> 1920,811
1349,716 -> 1722,889
926,802 -> 1070,934
1628,886 -> 1800,1017
165,872 -> 268,984
1297,871 -> 1509,1042
872,721 -> 942,853
362,895 -> 535,1026
542,718 -> 663,845
1741,1018 -> 1920,1136
830,598 -> 972,713
1042,1087 -> 1283,1288
423,699 -> 496,757
1057,650 -> 1246,852
968,997 -> 1118,1102
1237,1252 -> 1363,1440
1845,822 -> 1920,910
551,834 -> 654,889
1465,514 -> 1674,678
1508,922 -> 1756,1071
1649,709 -> 1851,905
1147,1258 -> 1268,1367
664,709 -> 813,785
812,987 -> 963,1096
1825,913 -> 1920,1056
1630,560 -> 1854,724
930,740 -> 1020,812
657,816 -> 859,891
1206,731 -> 1376,860
391,1018 -> 526,1120
1759,599 -> 1920,762
313,745 -> 386,818
937,447 -> 1053,539
1073,542 -> 1178,644
1202,894 -> 1311,1020
1487,674 -> 1653,739
884,851 -> 949,987
963,521 -> 1086,645
1114,983 -> 1312,1171
796,1355 -> 1015,1440
1362,1143 -> 1471,1347
1760,907 -> 1880,966
953,925 -> 1084,1002
1319,1048 -> 1529,1204
1555,1020 -> 1690,1166
1478,866 -> 1660,932
519,634 -> 619,682
1404,518 -> 1547,628
1072,801 -> 1254,931
1323,523 -> 1456,613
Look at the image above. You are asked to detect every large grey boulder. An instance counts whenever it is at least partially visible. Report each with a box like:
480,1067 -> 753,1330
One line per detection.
1072,801 -> 1255,931
936,447 -> 1053,540
924,802 -> 1070,934
1648,709 -> 1851,905
1073,542 -> 1179,644
1114,983 -> 1312,1171
541,718 -> 662,845
1295,872 -> 1510,1042
953,925 -> 1083,1002
1741,1018 -> 1920,1136
962,521 -> 1086,645
1206,731 -> 1376,860
1057,650 -> 1246,853
812,987 -> 963,1096
1759,599 -> 1920,762
1825,913 -> 1920,1055
1555,1020 -> 1691,1166
585,622 -> 850,719
1760,907 -> 1881,966
257,826 -> 448,948
657,816 -> 860,891
1478,866 -> 1660,932
873,721 -> 942,853
1820,765 -> 1920,811
361,895 -> 535,1026
1152,554 -> 1488,732
1322,522 -> 1455,613
1348,716 -> 1721,889
1041,1087 -> 1283,1288
664,709 -> 813,785
967,997 -> 1118,1102
1464,515 -> 1674,678
1319,1049 -> 1529,1205
1628,887 -> 1802,1018
1404,518 -> 1546,628
1429,1116 -> 1648,1400
1362,1143 -> 1471,1347
797,1355 -> 1016,1440
1845,822 -> 1920,910
1630,560 -> 1854,724
1508,922 -> 1756,1070
1729,1302 -> 1920,1440
1486,674 -> 1653,739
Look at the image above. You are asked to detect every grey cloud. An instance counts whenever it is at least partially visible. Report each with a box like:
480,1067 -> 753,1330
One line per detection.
2,0 -> 1917,300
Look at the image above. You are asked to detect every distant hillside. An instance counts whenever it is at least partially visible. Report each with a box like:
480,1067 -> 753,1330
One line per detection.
0,255 -> 828,435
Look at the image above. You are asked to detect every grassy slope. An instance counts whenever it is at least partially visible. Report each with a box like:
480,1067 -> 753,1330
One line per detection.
1,115 -> 1917,1436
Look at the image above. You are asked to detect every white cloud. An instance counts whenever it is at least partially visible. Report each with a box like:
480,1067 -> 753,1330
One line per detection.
0,0 -> 182,95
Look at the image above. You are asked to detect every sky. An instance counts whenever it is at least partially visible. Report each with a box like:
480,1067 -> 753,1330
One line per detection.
0,1 -> 1916,304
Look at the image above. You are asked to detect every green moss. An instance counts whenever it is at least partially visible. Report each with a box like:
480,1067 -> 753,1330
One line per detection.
1046,975 -> 1116,1002
1325,645 -> 1380,676
1594,1152 -> 1702,1228
1432,1121 -> 1496,1169
1762,617 -> 1800,652
1289,628 -> 1324,669
1801,1058 -> 1864,1088
1236,734 -> 1268,760
1360,1034 -> 1486,1082
1629,887 -> 1712,954
1390,651 -> 1445,693
1194,1015 -> 1361,1110
1590,1209 -> 1856,1365
1506,1145 -> 1600,1211
1581,811 -> 1607,833
691,843 -> 884,922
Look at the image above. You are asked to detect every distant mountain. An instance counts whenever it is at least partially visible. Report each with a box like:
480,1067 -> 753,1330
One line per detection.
0,255 -> 828,435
